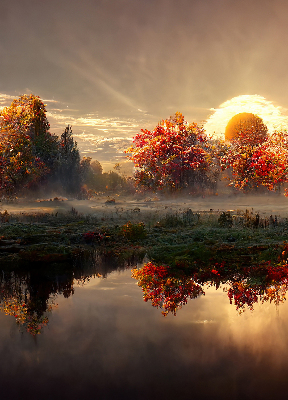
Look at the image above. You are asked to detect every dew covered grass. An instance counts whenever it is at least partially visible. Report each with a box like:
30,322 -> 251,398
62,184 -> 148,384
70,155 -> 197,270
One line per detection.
0,204 -> 288,270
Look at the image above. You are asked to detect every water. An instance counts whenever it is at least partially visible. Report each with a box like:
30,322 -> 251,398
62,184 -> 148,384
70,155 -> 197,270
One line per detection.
0,261 -> 288,400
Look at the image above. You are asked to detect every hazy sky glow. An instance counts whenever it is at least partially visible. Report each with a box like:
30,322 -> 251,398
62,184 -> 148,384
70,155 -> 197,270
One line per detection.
2,0 -> 288,167
205,95 -> 288,139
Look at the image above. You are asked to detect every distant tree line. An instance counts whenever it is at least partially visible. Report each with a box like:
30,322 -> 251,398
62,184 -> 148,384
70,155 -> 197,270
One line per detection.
0,94 -> 131,198
2,95 -> 288,198
127,111 -> 288,196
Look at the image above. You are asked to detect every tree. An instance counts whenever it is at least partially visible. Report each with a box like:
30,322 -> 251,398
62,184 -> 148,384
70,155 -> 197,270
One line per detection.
0,130 -> 48,194
221,129 -> 288,192
1,95 -> 58,165
126,112 -> 211,192
0,94 -> 57,195
1,94 -> 50,136
0,95 -> 99,197
56,125 -> 81,194
90,160 -> 103,175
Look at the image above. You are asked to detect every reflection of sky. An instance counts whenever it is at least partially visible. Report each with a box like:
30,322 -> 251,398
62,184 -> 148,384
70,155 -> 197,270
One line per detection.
0,269 -> 287,399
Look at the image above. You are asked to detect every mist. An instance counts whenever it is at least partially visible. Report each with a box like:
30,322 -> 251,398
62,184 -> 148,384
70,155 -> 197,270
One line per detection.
2,0 -> 288,134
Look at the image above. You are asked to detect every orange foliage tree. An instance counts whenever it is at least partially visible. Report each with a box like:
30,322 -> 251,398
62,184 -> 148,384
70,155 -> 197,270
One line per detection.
0,94 -> 58,194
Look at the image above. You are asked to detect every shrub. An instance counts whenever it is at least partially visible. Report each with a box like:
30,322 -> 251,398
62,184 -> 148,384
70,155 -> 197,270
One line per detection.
120,221 -> 146,241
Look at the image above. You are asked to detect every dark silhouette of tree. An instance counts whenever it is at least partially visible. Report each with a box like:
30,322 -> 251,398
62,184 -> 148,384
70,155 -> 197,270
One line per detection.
90,160 -> 103,175
56,125 -> 81,194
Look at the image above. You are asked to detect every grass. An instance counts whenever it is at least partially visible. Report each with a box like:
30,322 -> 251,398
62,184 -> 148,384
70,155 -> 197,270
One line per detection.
0,207 -> 287,270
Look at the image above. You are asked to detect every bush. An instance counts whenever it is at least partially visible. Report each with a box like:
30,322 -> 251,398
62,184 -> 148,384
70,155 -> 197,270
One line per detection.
120,221 -> 146,241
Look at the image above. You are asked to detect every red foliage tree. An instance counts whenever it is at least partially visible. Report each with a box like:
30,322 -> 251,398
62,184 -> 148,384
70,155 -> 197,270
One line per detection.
221,129 -> 288,192
126,112 -> 212,191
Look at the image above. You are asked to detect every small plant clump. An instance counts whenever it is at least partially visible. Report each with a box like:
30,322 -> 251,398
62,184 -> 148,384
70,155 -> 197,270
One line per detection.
218,211 -> 233,228
120,221 -> 146,241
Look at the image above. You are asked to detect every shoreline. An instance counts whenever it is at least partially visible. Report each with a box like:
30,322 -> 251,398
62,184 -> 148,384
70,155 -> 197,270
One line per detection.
1,196 -> 288,270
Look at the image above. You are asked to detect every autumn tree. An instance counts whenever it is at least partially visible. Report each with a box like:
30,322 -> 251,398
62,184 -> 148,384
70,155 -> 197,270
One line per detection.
0,129 -> 48,194
126,112 -> 212,192
0,94 -> 105,197
0,94 -> 58,194
221,113 -> 288,192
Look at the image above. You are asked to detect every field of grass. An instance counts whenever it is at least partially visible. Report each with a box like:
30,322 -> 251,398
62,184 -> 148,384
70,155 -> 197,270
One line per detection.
1,200 -> 288,270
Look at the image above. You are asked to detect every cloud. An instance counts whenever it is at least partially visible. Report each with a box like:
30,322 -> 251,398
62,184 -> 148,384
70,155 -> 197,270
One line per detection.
0,93 -> 17,108
43,99 -> 60,104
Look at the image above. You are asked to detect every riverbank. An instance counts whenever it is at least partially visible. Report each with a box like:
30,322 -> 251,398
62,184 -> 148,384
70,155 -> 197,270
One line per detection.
1,193 -> 288,269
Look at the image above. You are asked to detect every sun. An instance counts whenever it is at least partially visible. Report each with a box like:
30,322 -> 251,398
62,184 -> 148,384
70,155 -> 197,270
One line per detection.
224,112 -> 268,142
204,95 -> 288,140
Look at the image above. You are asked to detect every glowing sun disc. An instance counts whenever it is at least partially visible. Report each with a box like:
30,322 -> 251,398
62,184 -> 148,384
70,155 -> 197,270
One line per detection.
204,95 -> 288,139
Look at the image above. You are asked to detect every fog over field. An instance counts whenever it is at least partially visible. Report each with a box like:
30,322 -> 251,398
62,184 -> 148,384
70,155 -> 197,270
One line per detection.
2,192 -> 288,221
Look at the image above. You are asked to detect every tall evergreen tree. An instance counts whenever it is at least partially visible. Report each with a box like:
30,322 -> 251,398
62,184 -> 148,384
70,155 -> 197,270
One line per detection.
56,125 -> 81,194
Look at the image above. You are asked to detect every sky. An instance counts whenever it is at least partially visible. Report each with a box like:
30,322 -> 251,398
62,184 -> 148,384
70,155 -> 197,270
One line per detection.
2,0 -> 288,170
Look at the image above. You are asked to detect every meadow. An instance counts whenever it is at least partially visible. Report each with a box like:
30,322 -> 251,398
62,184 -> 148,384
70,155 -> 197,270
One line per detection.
1,192 -> 288,270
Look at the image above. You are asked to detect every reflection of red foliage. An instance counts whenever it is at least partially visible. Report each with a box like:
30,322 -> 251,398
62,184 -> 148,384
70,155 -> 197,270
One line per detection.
0,297 -> 56,335
132,262 -> 204,316
227,283 -> 259,311
133,259 -> 288,314
221,262 -> 288,312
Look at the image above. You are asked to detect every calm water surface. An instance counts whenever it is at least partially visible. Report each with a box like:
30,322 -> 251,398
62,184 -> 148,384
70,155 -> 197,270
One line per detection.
0,262 -> 288,400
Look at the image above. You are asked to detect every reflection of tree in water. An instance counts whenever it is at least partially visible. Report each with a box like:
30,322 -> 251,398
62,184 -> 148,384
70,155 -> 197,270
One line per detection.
132,262 -> 204,316
132,260 -> 288,315
0,269 -> 73,335
0,251 -> 131,335
224,264 -> 288,312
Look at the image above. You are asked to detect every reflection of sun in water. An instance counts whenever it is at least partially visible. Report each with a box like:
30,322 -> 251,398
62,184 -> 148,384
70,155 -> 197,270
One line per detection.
204,95 -> 288,139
